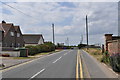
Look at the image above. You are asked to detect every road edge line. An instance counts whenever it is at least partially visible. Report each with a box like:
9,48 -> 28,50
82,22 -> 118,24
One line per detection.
1,50 -> 64,72
78,50 -> 83,79
76,50 -> 79,80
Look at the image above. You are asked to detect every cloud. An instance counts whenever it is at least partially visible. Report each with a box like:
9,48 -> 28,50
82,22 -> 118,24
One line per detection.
2,0 -> 120,2
1,2 -> 118,45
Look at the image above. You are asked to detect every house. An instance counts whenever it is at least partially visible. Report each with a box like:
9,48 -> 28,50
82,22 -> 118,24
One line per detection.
23,34 -> 44,46
104,34 -> 120,55
0,30 -> 3,51
0,21 -> 25,48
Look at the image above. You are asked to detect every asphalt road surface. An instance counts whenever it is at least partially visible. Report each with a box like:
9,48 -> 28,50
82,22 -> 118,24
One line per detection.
1,49 -> 119,80
80,50 -> 118,78
2,50 -> 77,79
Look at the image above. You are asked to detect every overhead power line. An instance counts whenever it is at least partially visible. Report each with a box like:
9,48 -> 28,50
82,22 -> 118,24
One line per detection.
0,1 -> 40,21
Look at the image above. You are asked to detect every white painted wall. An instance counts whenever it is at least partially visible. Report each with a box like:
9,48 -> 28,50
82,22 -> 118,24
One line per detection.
0,51 -> 20,57
38,37 -> 44,44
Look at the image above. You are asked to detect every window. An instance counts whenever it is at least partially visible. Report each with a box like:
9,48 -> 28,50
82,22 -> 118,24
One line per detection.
5,43 -> 7,47
17,33 -> 20,37
18,43 -> 20,47
11,43 -> 14,47
10,32 -> 14,36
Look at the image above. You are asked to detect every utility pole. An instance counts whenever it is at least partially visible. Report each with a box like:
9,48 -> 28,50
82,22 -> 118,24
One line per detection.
52,23 -> 55,44
80,35 -> 83,44
67,37 -> 69,46
86,15 -> 89,50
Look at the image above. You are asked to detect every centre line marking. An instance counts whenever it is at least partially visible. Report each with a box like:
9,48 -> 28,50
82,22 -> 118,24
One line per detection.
29,68 -> 45,80
53,56 -> 62,63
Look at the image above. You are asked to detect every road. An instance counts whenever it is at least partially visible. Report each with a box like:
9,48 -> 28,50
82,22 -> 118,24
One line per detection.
1,49 -> 118,80
2,50 -> 77,79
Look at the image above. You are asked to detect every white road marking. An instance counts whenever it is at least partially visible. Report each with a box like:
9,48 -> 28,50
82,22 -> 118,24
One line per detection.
53,56 -> 62,63
29,68 -> 45,80
64,53 -> 68,55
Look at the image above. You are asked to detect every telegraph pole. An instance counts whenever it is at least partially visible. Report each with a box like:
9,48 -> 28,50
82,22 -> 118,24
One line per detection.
52,23 -> 55,44
86,15 -> 89,50
67,37 -> 69,46
80,35 -> 83,44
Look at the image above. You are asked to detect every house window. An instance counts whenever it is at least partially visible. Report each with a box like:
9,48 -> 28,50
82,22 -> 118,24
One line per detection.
12,43 -> 14,47
5,43 -> 7,47
17,33 -> 20,37
18,43 -> 20,47
10,32 -> 14,36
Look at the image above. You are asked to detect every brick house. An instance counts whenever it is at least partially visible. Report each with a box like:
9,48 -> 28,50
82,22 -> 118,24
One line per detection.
0,21 -> 25,48
23,34 -> 44,46
0,30 -> 3,51
104,34 -> 120,55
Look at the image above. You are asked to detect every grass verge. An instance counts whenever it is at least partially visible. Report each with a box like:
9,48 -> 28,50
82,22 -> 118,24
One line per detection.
83,48 -> 103,62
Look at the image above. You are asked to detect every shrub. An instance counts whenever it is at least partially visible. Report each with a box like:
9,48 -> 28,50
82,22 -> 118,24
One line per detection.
36,45 -> 42,53
101,51 -> 110,64
110,53 -> 120,72
25,46 -> 38,55
25,42 -> 55,55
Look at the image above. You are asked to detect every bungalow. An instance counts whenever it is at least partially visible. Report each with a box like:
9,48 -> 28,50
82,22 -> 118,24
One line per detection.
23,34 -> 44,46
0,21 -> 25,48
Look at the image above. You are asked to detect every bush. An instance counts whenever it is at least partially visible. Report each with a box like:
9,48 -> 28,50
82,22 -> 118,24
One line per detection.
101,51 -> 110,64
25,46 -> 38,55
110,53 -> 120,72
25,42 -> 55,55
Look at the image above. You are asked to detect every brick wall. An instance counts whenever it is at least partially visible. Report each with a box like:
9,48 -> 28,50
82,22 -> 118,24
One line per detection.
108,40 -> 120,55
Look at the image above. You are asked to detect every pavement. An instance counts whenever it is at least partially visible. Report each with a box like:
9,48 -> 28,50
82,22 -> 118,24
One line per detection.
80,50 -> 119,78
0,55 -> 44,70
1,49 -> 119,79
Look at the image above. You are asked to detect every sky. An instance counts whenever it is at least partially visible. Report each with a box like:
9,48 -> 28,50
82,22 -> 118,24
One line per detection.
0,0 -> 119,46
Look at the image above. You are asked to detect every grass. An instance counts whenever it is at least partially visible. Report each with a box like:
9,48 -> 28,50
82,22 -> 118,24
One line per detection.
83,48 -> 103,62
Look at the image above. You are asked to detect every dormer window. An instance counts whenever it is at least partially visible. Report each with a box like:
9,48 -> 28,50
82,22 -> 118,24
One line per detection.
10,32 -> 14,36
17,33 -> 20,37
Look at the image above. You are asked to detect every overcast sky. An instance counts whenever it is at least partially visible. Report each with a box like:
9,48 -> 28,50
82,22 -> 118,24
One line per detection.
0,0 -> 119,45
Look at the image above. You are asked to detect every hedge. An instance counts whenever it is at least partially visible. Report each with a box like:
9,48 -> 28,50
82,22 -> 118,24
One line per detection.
25,42 -> 55,55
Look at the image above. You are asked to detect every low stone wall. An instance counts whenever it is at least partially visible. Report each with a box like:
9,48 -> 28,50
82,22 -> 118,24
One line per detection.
0,51 -> 20,57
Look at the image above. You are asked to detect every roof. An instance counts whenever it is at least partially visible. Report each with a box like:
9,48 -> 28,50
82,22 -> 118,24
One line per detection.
14,26 -> 19,31
112,36 -> 120,40
23,34 -> 44,44
0,21 -> 21,37
0,23 -> 13,36
0,24 -> 4,31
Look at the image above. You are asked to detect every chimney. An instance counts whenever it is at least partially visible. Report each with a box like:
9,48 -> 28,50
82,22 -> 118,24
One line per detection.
2,20 -> 6,24
105,34 -> 113,41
